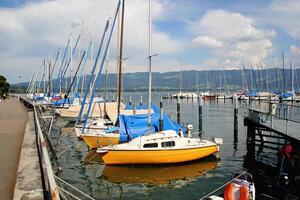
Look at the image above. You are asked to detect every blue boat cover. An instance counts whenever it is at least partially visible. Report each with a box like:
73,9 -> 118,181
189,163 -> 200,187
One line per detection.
104,126 -> 119,133
119,105 -> 184,142
52,97 -> 73,106
280,92 -> 294,99
247,90 -> 257,97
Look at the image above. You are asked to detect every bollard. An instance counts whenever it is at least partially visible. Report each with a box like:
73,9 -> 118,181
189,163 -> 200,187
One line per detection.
234,96 -> 238,143
159,97 -> 164,131
112,94 -> 115,102
129,95 -> 132,105
140,96 -> 143,106
199,99 -> 202,137
177,100 -> 180,124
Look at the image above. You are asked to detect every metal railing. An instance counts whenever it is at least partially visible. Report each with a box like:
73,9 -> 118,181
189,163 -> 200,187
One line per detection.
34,105 -> 60,200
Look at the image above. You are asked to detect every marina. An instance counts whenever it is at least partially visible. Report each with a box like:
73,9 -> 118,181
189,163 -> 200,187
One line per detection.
1,0 -> 300,199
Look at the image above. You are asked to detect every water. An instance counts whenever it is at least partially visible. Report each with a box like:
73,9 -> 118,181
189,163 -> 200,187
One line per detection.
52,92 -> 298,199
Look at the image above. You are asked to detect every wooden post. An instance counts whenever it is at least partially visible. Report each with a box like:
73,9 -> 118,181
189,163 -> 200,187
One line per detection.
129,95 -> 132,105
140,96 -> 143,105
159,97 -> 164,131
234,96 -> 238,143
133,105 -> 136,115
199,98 -> 202,137
177,99 -> 180,124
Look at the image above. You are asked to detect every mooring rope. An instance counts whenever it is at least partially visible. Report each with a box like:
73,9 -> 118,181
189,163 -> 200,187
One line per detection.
54,175 -> 96,200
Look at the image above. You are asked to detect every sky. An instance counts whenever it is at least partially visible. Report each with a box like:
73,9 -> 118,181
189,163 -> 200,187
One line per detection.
0,0 -> 300,83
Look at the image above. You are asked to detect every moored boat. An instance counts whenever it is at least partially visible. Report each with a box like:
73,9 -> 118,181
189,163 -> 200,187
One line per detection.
97,130 -> 223,165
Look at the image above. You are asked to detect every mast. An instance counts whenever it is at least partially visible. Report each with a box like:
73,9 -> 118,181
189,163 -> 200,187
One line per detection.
147,0 -> 152,130
196,70 -> 199,94
291,59 -> 294,92
116,4 -> 120,104
282,52 -> 285,92
117,0 -> 125,117
180,58 -> 183,93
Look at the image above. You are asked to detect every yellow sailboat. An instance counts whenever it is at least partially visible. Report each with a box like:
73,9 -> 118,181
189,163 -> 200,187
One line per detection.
96,130 -> 223,165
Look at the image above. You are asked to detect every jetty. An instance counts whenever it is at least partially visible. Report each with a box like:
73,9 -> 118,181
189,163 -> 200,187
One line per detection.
0,98 -> 43,199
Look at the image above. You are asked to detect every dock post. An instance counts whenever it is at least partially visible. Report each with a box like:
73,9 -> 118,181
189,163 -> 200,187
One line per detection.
177,99 -> 181,124
159,97 -> 164,131
234,96 -> 238,143
112,94 -> 115,102
216,95 -> 218,103
129,95 -> 132,105
140,96 -> 143,106
199,98 -> 203,137
269,101 -> 273,128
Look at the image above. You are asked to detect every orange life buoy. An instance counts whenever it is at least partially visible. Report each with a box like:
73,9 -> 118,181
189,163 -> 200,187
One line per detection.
239,185 -> 249,200
224,183 -> 235,200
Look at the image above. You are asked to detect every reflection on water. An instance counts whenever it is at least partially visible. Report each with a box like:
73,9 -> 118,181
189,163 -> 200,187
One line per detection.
84,151 -> 218,185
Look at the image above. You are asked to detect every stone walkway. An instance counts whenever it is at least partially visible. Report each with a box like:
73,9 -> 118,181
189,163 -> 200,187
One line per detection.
0,98 -> 28,200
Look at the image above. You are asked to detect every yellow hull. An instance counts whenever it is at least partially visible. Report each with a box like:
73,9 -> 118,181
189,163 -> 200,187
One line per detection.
101,145 -> 218,165
82,135 -> 119,149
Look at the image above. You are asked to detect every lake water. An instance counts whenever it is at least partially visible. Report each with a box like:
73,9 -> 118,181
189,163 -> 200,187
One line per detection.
52,91 -> 299,199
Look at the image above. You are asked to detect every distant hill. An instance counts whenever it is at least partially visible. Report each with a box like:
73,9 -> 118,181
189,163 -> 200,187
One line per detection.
16,68 -> 300,92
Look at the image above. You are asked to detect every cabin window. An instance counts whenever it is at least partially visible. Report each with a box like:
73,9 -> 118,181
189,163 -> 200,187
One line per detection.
161,141 -> 175,147
143,143 -> 158,148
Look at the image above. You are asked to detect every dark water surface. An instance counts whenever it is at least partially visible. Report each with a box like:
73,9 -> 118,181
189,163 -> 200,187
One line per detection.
53,92 -> 299,199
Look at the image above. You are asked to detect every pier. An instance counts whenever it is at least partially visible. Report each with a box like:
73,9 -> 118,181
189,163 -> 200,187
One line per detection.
0,98 -> 42,199
244,104 -> 300,185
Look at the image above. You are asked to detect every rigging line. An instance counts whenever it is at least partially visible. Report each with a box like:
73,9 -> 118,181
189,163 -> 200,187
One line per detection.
62,51 -> 86,108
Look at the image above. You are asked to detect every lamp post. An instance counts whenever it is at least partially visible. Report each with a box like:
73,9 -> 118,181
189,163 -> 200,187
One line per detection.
18,75 -> 22,95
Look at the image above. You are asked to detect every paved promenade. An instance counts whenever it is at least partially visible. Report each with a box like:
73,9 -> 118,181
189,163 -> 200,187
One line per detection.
0,98 -> 28,200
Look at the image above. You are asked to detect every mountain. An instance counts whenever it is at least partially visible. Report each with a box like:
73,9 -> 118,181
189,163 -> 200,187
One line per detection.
16,68 -> 300,92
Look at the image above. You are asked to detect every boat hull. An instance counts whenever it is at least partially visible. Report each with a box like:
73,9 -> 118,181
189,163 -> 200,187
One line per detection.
82,134 -> 119,149
101,145 -> 218,165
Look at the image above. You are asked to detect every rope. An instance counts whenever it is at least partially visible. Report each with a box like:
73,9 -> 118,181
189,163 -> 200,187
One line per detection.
199,171 -> 246,199
55,175 -> 96,200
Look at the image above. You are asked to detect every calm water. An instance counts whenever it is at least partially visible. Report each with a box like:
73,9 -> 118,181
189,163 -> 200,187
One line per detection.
52,92 -> 299,199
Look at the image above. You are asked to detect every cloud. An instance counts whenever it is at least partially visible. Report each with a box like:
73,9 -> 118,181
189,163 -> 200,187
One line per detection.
192,36 -> 222,48
268,0 -> 300,39
290,45 -> 300,56
190,9 -> 275,68
0,0 -> 185,83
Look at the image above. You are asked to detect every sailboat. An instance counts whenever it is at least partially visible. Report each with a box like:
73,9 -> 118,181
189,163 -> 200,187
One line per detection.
74,2 -> 122,149
96,0 -> 223,165
172,59 -> 197,99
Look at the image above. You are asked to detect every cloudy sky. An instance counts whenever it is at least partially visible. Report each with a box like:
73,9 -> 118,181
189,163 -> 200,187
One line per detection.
0,0 -> 300,83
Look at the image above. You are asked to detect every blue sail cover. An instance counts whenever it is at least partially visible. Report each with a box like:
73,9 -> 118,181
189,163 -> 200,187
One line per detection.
119,105 -> 184,142
52,97 -> 72,106
247,90 -> 257,97
51,93 -> 81,106
280,92 -> 294,99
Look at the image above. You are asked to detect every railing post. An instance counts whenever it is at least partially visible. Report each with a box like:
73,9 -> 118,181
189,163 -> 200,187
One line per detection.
234,96 -> 238,143
177,99 -> 180,124
199,98 -> 203,137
